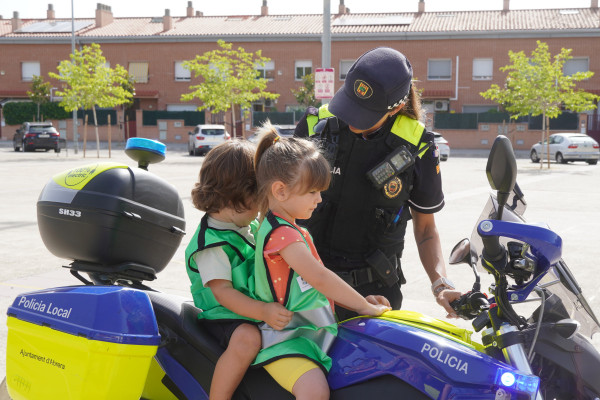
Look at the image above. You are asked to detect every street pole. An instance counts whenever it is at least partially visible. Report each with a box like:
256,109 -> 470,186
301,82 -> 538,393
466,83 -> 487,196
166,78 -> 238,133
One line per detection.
71,0 -> 78,154
322,0 -> 331,104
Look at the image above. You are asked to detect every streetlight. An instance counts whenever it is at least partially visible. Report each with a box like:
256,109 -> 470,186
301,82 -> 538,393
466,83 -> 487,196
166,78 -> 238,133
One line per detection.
322,0 -> 331,104
71,0 -> 78,153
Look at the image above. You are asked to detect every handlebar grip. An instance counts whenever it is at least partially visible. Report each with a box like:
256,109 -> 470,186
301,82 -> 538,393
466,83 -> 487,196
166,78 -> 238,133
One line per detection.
481,235 -> 504,261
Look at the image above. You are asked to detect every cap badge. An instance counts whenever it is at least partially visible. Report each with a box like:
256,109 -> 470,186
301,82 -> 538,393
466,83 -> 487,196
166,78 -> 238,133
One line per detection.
354,80 -> 373,99
383,176 -> 403,199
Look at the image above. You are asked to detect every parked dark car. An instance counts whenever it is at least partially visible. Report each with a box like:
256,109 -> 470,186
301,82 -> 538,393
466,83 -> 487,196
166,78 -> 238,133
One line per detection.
13,122 -> 65,153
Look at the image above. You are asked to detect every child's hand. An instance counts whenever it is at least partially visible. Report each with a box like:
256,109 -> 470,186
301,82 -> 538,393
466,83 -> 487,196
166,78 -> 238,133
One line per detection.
262,302 -> 293,330
357,295 -> 391,316
365,295 -> 391,308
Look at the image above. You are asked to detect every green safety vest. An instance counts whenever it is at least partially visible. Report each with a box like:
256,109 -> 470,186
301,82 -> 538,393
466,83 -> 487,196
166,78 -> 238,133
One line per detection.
252,212 -> 337,371
185,214 -> 258,321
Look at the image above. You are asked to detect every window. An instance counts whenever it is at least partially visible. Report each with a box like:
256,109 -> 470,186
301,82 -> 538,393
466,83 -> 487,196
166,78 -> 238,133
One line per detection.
295,60 -> 312,81
174,61 -> 191,82
340,60 -> 354,80
564,57 -> 589,76
21,61 -> 40,81
428,59 -> 451,80
129,62 -> 149,83
167,104 -> 197,111
473,58 -> 493,80
255,61 -> 275,80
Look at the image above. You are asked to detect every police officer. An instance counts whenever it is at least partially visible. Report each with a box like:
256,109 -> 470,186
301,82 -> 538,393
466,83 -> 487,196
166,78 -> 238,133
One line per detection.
295,47 -> 461,320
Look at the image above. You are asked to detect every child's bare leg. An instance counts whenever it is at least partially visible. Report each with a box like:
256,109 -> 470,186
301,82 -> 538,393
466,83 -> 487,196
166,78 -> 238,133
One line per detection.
291,367 -> 330,400
209,323 -> 261,400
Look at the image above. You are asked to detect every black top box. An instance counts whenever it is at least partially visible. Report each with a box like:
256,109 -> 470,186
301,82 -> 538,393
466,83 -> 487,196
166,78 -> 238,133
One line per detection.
37,162 -> 186,281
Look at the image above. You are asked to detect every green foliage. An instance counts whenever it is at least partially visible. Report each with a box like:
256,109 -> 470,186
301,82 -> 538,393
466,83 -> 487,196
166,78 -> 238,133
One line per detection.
291,73 -> 321,108
181,40 -> 279,117
3,101 -> 69,125
480,41 -> 599,119
49,43 -> 133,115
27,75 -> 52,120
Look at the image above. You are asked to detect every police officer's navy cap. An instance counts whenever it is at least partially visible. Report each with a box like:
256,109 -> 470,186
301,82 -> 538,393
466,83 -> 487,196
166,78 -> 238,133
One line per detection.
329,47 -> 413,130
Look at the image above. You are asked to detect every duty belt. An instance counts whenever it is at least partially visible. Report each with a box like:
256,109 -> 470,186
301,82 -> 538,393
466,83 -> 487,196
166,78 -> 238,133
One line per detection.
337,267 -> 377,287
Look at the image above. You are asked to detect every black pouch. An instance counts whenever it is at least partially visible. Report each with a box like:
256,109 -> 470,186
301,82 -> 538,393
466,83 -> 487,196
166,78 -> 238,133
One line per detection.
365,249 -> 399,287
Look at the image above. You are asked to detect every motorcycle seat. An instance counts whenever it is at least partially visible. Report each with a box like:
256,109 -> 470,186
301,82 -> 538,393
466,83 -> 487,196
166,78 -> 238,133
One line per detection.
146,291 -> 223,364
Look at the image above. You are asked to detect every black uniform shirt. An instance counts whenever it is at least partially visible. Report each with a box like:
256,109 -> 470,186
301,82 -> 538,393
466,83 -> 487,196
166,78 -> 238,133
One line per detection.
295,109 -> 445,215
409,130 -> 445,214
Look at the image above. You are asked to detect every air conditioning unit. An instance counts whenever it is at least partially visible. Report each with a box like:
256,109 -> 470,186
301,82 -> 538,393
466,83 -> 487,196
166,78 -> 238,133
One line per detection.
434,100 -> 449,112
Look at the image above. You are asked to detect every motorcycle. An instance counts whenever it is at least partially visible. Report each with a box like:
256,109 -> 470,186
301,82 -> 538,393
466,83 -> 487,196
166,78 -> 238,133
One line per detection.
2,135 -> 599,399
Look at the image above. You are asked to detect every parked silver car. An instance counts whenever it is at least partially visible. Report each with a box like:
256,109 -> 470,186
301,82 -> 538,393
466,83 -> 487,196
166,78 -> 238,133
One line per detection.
248,124 -> 295,143
530,133 -> 599,165
433,132 -> 450,161
188,124 -> 230,156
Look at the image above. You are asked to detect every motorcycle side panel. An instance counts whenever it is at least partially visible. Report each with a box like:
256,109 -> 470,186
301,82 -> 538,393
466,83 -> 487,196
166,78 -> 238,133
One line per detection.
6,286 -> 159,400
329,317 -> 527,399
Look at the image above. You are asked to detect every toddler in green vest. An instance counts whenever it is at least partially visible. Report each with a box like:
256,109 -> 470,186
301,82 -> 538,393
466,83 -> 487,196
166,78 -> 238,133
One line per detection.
252,123 -> 392,400
185,140 -> 293,400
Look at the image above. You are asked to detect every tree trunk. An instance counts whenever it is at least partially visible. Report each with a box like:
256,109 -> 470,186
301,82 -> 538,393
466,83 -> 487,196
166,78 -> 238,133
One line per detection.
231,103 -> 237,139
83,114 -> 88,158
92,108 -> 100,158
545,114 -> 550,169
36,103 -> 40,122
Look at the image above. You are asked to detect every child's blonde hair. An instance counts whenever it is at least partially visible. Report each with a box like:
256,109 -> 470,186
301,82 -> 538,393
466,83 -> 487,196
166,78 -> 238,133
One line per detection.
254,121 -> 331,219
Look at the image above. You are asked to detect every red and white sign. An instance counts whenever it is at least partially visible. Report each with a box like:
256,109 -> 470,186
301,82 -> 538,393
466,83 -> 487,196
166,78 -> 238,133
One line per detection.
314,68 -> 335,99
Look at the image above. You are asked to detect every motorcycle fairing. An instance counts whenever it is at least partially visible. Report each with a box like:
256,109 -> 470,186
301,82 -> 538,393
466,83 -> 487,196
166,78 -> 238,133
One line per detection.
5,286 -> 160,400
328,316 -> 539,399
375,310 -> 484,351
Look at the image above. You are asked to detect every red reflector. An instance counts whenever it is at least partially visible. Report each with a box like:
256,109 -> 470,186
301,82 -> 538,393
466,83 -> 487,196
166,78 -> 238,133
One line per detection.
25,133 -> 36,138
594,144 -> 599,149
568,144 -> 578,149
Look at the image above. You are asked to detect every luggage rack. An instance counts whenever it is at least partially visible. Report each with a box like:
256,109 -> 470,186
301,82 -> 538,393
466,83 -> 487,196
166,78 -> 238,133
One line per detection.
65,260 -> 157,289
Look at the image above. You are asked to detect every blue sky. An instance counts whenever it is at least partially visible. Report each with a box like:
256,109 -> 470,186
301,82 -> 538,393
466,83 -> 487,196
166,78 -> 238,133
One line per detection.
1,0 -> 594,19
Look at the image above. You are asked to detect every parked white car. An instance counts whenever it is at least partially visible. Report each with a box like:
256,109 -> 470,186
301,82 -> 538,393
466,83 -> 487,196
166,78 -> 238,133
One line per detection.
188,124 -> 230,156
433,132 -> 450,161
530,133 -> 599,165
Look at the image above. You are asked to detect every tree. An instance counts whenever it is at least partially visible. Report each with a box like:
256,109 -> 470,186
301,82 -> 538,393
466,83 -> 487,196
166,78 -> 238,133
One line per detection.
291,73 -> 321,109
181,40 -> 279,138
481,41 -> 598,168
49,43 -> 133,156
27,75 -> 52,121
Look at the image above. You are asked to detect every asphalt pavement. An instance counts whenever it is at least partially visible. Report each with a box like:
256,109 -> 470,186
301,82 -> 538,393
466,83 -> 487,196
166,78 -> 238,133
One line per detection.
0,142 -> 599,381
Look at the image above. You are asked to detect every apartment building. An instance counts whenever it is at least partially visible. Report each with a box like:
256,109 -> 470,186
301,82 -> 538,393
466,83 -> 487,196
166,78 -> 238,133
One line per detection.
1,0 -> 599,147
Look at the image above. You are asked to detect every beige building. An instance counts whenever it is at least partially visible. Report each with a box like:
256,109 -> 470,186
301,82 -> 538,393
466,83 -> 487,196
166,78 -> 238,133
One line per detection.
1,0 -> 599,148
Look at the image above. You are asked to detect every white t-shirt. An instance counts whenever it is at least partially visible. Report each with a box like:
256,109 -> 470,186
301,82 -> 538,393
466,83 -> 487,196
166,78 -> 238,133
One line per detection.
193,216 -> 255,287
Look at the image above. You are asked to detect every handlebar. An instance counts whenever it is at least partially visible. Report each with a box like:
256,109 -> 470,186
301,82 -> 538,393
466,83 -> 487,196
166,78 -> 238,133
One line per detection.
450,291 -> 490,320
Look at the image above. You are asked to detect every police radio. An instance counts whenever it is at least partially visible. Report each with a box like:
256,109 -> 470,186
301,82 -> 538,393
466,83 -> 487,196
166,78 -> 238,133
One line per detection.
366,142 -> 433,189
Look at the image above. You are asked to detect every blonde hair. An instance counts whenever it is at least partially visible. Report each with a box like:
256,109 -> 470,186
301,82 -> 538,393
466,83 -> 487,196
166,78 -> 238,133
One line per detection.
254,121 -> 331,219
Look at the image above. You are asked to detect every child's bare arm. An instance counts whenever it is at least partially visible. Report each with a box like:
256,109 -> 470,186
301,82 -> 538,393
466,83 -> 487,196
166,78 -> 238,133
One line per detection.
207,279 -> 293,330
279,243 -> 391,316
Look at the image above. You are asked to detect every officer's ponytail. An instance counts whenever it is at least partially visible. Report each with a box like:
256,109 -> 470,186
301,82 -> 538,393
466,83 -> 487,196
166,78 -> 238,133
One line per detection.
398,84 -> 423,122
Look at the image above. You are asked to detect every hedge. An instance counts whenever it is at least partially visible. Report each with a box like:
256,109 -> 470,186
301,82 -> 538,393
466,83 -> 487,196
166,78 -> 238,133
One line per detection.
3,102 -> 70,125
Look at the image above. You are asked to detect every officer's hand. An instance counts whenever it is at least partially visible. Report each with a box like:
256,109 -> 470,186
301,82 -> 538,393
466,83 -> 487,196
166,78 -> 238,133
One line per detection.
263,302 -> 293,330
436,289 -> 462,319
